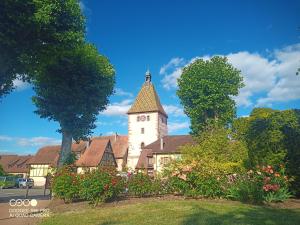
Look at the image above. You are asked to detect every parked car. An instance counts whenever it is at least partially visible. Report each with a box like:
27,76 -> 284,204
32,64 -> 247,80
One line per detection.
16,178 -> 34,188
0,176 -> 17,189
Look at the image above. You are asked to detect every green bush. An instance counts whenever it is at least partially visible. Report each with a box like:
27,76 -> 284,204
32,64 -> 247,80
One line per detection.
186,172 -> 224,198
79,167 -> 124,206
226,165 -> 291,203
52,166 -> 80,203
128,172 -> 153,197
127,172 -> 165,197
166,176 -> 189,195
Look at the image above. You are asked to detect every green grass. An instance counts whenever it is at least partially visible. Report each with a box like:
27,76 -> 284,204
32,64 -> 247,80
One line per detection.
40,199 -> 300,225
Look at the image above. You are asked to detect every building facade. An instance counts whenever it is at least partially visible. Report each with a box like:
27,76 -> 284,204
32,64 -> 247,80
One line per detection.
127,70 -> 168,170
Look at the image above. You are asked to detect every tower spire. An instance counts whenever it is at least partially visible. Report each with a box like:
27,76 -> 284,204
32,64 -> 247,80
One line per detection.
145,69 -> 151,83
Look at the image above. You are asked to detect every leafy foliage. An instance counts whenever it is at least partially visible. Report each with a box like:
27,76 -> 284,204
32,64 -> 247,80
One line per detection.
181,126 -> 248,176
0,164 -> 5,176
0,0 -> 85,99
51,166 -> 80,203
233,108 -> 300,196
127,172 -> 154,197
226,165 -> 291,203
32,43 -> 115,166
163,127 -> 248,198
52,166 -> 124,206
79,167 -> 124,206
177,56 -> 244,134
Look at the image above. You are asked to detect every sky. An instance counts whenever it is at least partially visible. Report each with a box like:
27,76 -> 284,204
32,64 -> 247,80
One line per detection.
0,0 -> 300,155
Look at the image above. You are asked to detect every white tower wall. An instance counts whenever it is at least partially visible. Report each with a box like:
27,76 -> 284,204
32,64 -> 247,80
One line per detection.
127,112 -> 168,170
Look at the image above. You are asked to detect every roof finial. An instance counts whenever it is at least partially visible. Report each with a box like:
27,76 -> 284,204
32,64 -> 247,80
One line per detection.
145,68 -> 151,83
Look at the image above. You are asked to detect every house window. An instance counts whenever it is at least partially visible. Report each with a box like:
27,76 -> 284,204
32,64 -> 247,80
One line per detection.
148,157 -> 153,165
141,142 -> 145,148
160,157 -> 171,165
30,165 -> 49,177
141,128 -> 144,134
147,115 -> 150,121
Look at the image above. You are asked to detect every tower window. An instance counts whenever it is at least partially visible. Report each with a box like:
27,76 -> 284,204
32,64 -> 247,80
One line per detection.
141,128 -> 144,134
141,142 -> 145,148
147,115 -> 150,121
137,116 -> 140,122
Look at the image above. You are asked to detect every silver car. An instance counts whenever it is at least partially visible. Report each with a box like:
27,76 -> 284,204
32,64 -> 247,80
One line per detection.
16,178 -> 34,188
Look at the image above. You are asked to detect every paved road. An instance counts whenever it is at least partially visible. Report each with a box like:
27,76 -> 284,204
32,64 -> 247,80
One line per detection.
0,188 -> 51,225
0,188 -> 50,203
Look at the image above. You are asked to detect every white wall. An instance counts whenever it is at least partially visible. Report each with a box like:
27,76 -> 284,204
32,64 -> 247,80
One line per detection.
127,112 -> 168,170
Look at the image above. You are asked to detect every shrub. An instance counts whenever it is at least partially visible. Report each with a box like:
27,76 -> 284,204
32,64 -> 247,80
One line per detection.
51,166 -> 80,203
127,172 -> 153,197
226,174 -> 264,203
79,167 -> 124,206
166,176 -> 189,195
186,172 -> 224,198
226,165 -> 291,203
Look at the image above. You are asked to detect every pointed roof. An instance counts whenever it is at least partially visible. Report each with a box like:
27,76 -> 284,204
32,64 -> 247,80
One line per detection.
76,139 -> 112,167
127,78 -> 167,116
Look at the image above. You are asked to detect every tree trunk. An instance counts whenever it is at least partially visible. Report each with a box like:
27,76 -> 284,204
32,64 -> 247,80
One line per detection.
57,130 -> 72,168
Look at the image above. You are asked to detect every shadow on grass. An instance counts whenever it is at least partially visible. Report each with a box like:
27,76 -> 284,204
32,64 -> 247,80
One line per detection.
182,206 -> 300,225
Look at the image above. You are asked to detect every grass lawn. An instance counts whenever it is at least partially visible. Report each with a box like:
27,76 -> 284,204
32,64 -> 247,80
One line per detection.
40,198 -> 300,225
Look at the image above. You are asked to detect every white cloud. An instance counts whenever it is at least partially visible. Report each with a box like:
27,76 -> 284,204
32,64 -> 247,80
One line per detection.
17,137 -> 61,147
161,68 -> 183,89
13,79 -> 30,91
0,135 -> 13,141
114,88 -> 133,97
256,44 -> 300,106
100,99 -> 133,116
163,105 -> 185,117
0,135 -> 61,147
168,121 -> 189,133
160,43 -> 300,107
160,57 -> 185,75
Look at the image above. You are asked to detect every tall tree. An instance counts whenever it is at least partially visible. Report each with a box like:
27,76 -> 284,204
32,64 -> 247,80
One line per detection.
0,0 -> 84,99
177,56 -> 244,135
32,44 -> 115,167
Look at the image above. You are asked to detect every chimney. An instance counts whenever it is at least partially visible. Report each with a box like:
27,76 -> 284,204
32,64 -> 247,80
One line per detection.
160,137 -> 164,150
114,132 -> 118,142
86,138 -> 91,148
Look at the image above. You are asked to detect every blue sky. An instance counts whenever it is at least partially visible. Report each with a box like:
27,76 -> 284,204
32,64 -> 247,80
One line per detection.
1,0 -> 300,155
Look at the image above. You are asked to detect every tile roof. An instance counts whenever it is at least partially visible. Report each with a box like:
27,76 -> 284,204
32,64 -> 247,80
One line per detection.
136,135 -> 195,169
145,135 -> 195,154
127,83 -> 167,116
75,139 -> 111,167
136,149 -> 153,169
28,141 -> 87,166
93,135 -> 128,159
0,155 -> 33,173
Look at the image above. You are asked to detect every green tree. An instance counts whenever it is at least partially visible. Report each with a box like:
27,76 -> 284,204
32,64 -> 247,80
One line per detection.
181,126 -> 248,176
32,44 -> 115,167
0,0 -> 84,99
177,56 -> 244,135
233,108 -> 300,196
0,164 -> 5,176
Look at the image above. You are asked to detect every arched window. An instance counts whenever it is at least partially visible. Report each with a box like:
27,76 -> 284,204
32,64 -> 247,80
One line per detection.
141,142 -> 145,148
147,115 -> 150,121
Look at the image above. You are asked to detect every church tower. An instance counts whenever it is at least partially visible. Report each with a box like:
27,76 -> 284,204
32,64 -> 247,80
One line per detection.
127,70 -> 168,170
